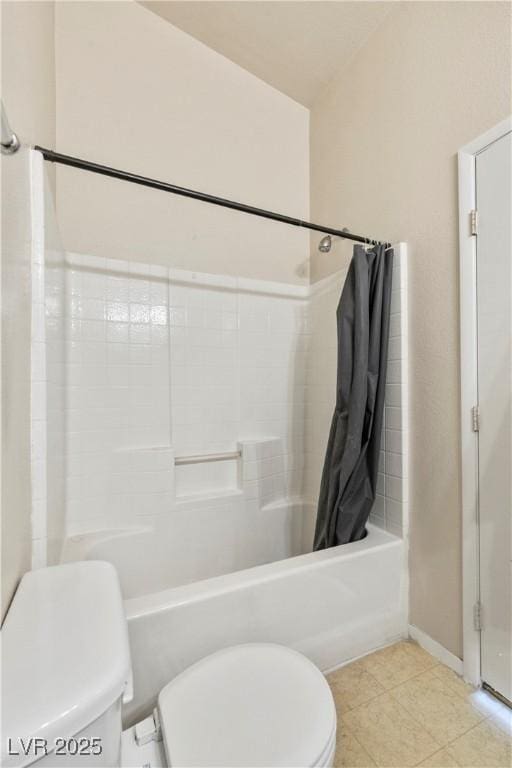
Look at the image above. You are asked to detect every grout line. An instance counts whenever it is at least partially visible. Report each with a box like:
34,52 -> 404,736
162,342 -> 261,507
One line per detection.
330,643 -> 508,768
339,686 -> 443,768
384,673 -> 492,756
343,726 -> 378,767
396,694 -> 487,755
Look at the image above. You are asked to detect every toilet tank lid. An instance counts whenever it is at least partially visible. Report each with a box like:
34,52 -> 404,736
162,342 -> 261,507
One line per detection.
1,561 -> 132,768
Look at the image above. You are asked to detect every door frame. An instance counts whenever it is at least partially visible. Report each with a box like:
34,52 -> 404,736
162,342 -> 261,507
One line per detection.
458,117 -> 512,687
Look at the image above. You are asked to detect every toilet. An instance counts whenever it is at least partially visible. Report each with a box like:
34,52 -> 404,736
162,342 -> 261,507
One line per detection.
2,561 -> 337,768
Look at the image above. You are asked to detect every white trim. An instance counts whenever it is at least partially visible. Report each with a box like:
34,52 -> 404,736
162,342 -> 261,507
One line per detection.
459,117 -> 512,157
66,242 -> 406,302
397,243 -> 410,629
66,251 -> 310,300
458,117 -> 512,688
408,624 -> 463,675
458,140 -> 480,687
237,275 -> 308,299
30,149 -> 48,570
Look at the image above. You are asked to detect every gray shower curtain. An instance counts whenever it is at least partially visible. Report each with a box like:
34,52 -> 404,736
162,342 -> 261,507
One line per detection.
314,244 -> 393,550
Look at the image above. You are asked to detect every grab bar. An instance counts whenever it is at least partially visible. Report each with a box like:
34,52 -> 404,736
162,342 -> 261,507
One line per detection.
174,450 -> 242,466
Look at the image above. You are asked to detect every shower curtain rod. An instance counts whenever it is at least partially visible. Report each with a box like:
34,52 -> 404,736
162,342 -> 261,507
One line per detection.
34,146 -> 391,248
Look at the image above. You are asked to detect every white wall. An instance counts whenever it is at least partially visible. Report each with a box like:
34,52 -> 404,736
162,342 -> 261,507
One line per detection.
310,1 -> 512,657
1,0 -> 55,620
54,1 -> 310,284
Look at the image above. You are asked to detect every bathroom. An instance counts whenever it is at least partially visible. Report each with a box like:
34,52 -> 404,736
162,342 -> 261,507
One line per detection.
1,1 -> 511,766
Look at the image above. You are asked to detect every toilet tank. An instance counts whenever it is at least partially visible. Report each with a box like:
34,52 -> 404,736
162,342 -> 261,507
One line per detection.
1,561 -> 133,768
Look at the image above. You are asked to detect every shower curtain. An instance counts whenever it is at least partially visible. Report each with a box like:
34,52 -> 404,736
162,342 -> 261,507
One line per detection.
314,244 -> 393,550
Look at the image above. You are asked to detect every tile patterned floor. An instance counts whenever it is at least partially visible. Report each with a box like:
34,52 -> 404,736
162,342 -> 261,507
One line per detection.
327,641 -> 512,768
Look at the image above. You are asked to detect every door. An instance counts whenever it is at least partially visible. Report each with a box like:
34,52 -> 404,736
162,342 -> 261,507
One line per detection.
475,131 -> 512,703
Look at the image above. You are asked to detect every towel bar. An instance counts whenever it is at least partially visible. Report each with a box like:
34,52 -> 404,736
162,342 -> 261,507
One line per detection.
174,450 -> 242,466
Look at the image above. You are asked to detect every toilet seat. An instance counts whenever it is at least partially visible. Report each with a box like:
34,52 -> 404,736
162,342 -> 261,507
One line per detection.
158,643 -> 337,768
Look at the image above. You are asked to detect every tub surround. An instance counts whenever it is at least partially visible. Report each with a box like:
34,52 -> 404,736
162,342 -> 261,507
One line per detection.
34,239 -> 408,551
57,252 -> 309,538
61,437 -> 307,598
32,163 -> 408,553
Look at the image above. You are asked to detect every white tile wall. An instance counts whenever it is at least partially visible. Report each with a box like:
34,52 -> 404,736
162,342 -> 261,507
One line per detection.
40,243 -> 407,546
60,255 -> 308,533
63,255 -> 171,532
303,265 -> 349,531
45,245 -> 66,564
169,280 -> 240,496
241,437 -> 287,508
374,243 -> 409,539
239,292 -> 308,499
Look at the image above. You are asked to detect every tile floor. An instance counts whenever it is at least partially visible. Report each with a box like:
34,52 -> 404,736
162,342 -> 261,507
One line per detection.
327,641 -> 511,768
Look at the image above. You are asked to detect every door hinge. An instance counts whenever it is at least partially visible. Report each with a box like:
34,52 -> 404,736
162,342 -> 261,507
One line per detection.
471,405 -> 480,432
470,209 -> 478,236
473,601 -> 483,631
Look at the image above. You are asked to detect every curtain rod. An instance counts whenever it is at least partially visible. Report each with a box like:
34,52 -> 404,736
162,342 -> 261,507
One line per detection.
34,146 -> 391,248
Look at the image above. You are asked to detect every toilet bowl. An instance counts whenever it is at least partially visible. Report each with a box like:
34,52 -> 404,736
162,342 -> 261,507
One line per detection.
123,643 -> 337,767
2,562 -> 337,768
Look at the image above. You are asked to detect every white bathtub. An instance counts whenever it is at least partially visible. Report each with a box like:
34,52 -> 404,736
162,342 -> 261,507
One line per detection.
63,501 -> 407,727
131,531 -> 406,725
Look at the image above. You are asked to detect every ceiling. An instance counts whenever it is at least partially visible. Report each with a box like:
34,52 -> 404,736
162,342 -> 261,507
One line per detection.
139,2 -> 395,107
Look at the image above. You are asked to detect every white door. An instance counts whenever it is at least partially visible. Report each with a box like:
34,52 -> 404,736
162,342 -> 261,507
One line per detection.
475,131 -> 512,703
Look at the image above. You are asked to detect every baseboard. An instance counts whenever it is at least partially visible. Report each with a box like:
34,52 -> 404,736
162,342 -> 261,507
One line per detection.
408,624 -> 463,675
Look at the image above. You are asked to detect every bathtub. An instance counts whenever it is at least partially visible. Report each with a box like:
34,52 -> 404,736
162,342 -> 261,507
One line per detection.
64,503 -> 407,727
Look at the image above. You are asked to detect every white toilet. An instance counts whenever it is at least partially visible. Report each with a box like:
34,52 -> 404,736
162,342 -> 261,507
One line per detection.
2,561 -> 337,768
